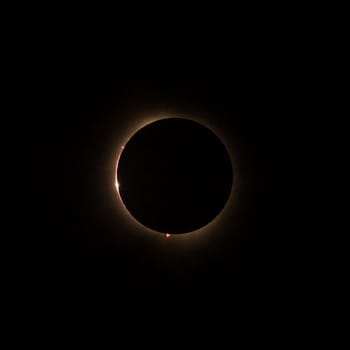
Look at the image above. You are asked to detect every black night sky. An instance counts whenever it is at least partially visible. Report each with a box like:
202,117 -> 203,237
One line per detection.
28,57 -> 290,308
5,6 -> 322,334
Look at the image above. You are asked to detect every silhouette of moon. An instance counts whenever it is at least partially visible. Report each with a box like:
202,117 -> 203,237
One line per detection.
116,118 -> 233,235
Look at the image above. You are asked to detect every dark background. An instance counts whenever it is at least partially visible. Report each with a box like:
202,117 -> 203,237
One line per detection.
4,7 -> 329,337
23,32 -> 297,313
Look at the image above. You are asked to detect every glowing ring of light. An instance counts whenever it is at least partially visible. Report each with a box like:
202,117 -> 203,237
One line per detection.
114,114 -> 238,242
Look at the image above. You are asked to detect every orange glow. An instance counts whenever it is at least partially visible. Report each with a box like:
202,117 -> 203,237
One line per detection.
166,234 -> 171,238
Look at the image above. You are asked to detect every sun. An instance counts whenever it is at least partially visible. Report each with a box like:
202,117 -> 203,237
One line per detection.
113,114 -> 237,243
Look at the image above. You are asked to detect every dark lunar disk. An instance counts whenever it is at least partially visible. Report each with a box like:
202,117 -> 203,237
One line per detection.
117,118 -> 233,234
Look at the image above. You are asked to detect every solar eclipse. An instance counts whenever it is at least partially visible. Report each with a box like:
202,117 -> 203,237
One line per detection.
115,117 -> 234,238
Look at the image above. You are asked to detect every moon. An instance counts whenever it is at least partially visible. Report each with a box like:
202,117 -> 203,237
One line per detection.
115,117 -> 233,235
